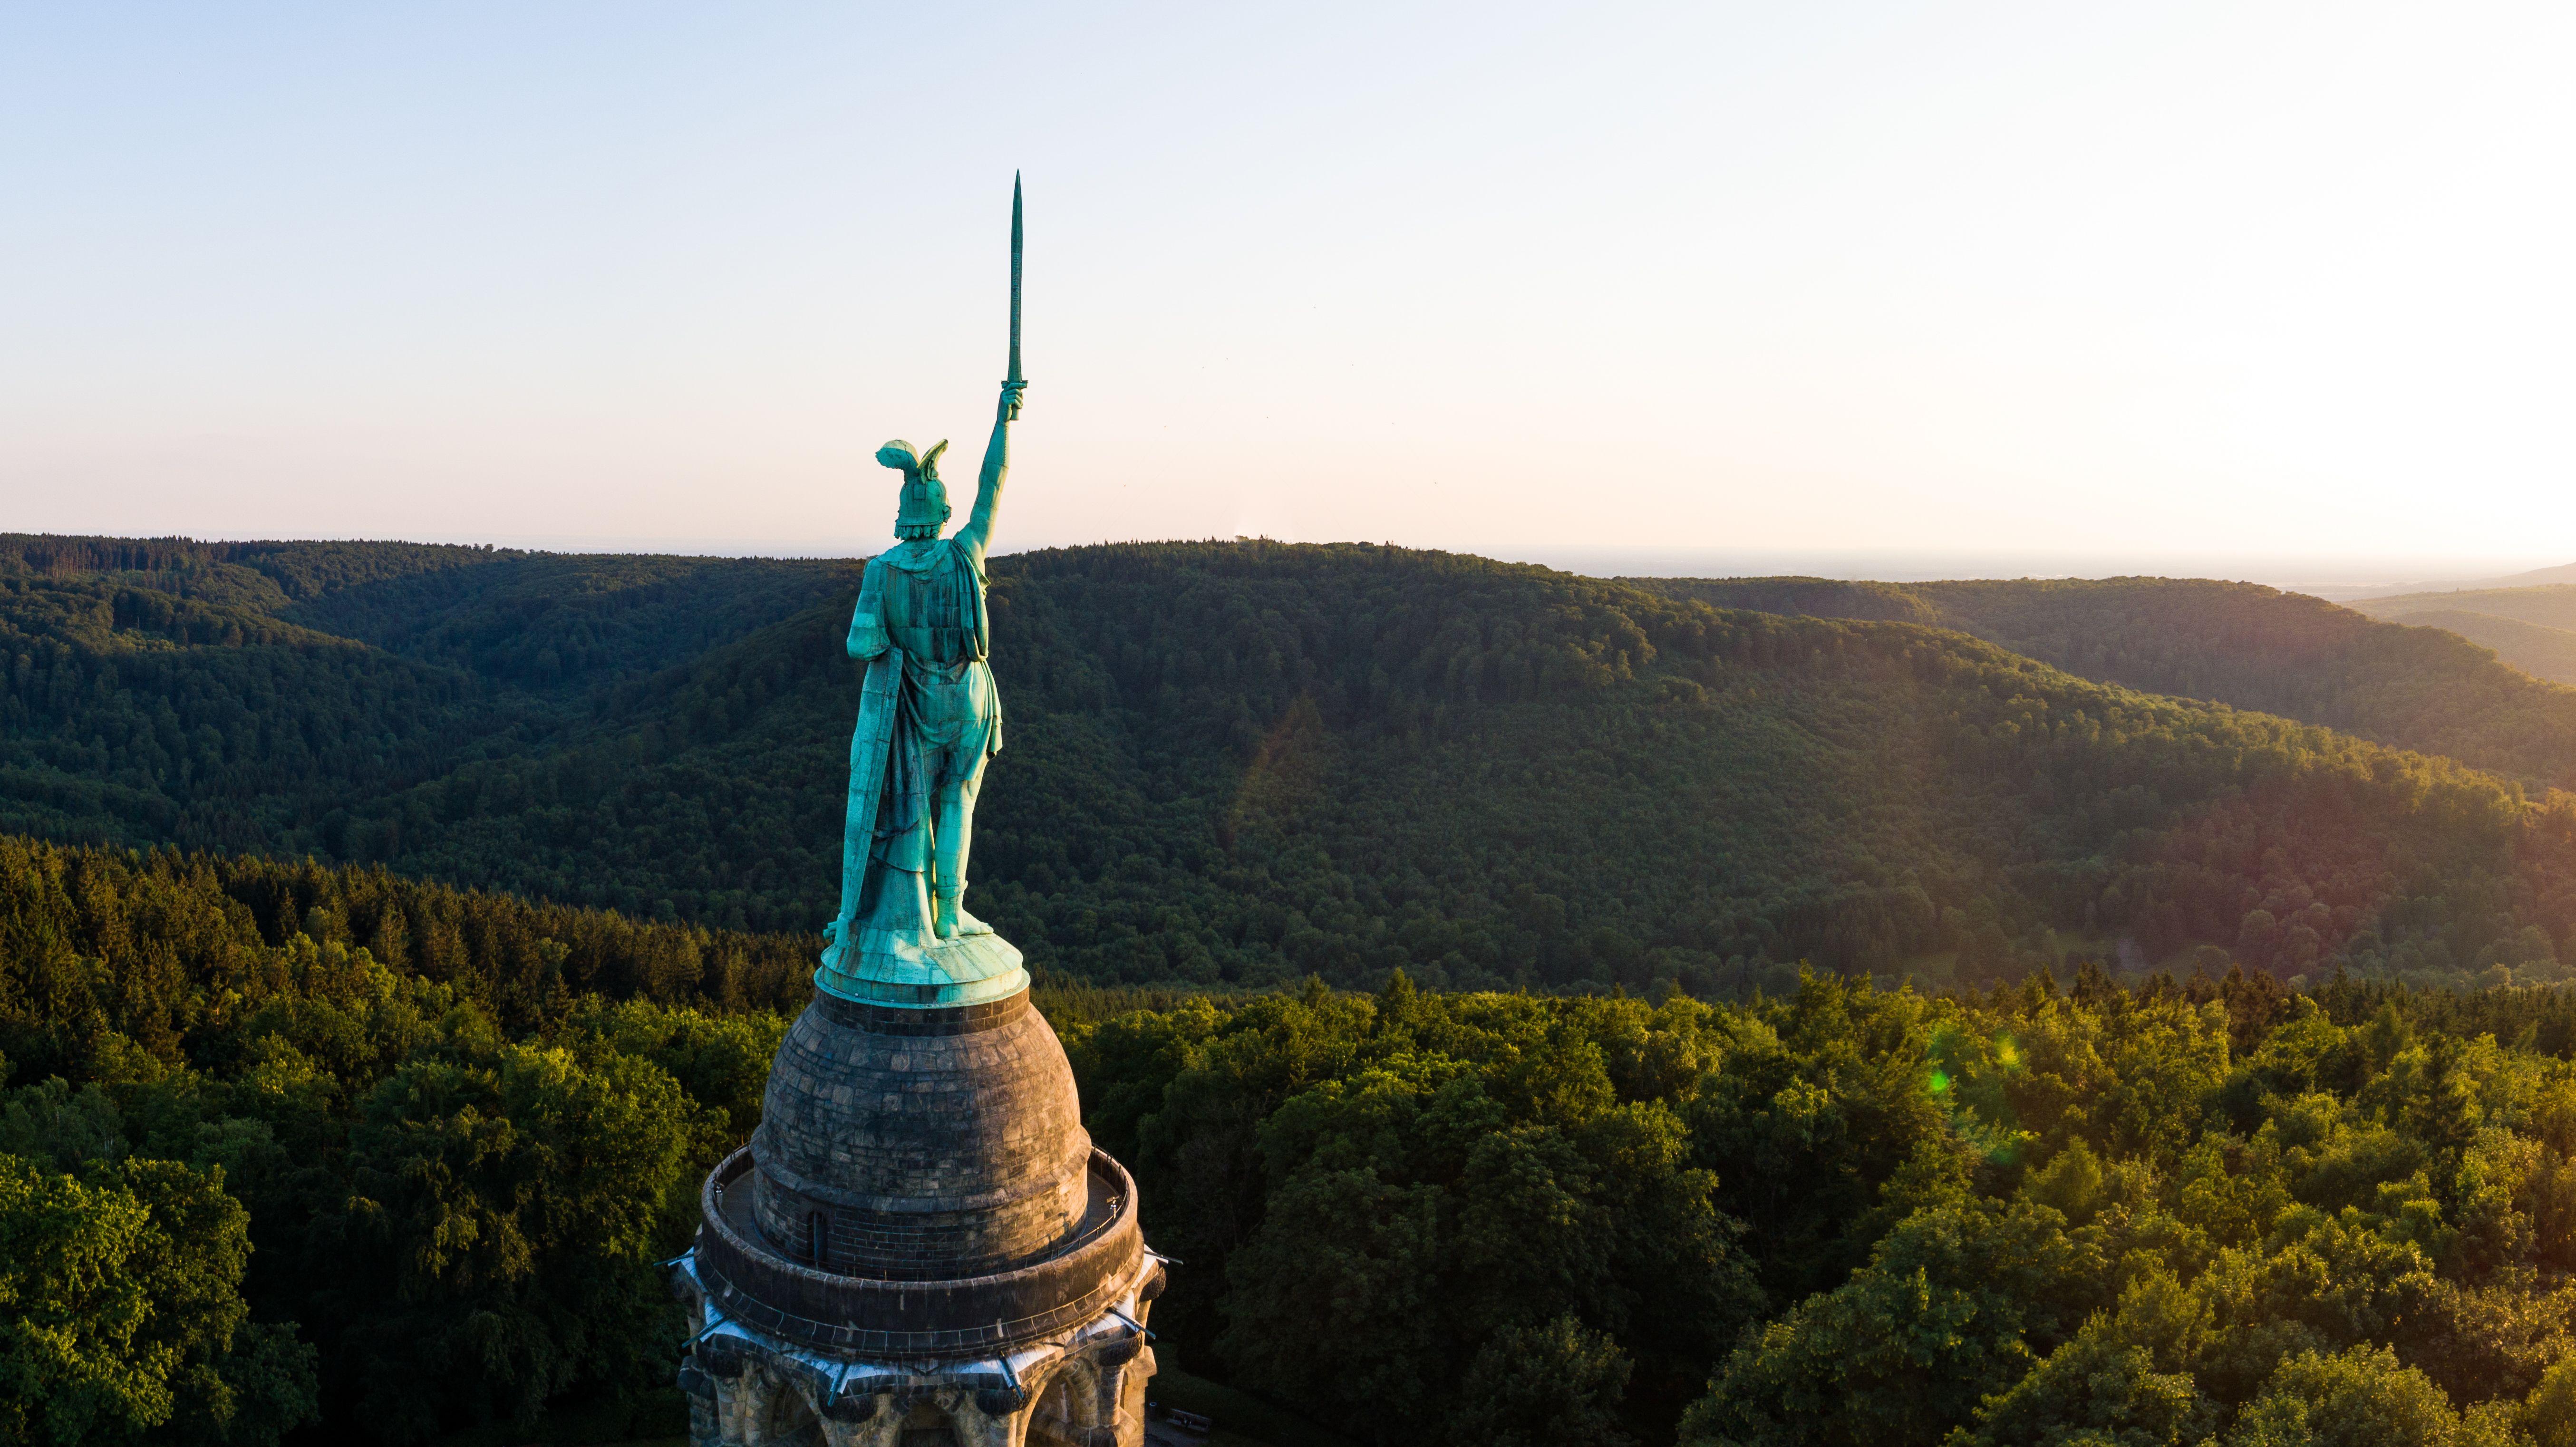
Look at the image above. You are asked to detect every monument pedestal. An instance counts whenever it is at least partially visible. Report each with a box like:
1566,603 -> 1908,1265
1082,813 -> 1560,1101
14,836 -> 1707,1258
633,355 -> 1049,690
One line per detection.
672,956 -> 1158,1447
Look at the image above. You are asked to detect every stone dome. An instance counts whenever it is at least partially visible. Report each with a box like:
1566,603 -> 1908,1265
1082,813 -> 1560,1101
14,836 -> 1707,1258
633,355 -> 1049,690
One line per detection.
689,981 -> 1152,1365
748,988 -> 1094,1279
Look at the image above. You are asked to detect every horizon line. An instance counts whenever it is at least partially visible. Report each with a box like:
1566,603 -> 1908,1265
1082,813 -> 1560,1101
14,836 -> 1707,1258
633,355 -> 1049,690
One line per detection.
10,528 -> 2567,597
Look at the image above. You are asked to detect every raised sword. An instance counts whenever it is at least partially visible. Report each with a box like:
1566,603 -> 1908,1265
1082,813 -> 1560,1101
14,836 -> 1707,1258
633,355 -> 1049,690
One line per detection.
1007,171 -> 1024,391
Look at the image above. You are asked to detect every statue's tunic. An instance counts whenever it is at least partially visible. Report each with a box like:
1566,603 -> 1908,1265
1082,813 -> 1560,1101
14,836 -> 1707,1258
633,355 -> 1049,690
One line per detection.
848,540 -> 1001,878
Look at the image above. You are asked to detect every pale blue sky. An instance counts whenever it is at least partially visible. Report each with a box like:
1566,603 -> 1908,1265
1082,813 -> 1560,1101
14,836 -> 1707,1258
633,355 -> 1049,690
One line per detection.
2,2 -> 2569,578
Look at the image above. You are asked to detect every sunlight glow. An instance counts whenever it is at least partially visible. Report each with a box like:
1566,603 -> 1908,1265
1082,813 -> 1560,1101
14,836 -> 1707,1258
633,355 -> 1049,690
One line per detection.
1,3 -> 2567,567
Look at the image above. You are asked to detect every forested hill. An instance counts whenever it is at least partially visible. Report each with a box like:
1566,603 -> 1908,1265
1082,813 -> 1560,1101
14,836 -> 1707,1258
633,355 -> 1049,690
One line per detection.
2382,610 -> 2576,689
1639,574 -> 2576,793
2351,584 -> 2576,686
9,535 -> 2576,994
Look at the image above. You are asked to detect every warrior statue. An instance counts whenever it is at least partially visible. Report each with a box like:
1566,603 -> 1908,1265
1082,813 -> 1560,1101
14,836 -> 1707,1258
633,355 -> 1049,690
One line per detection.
818,179 -> 1031,1007
673,181 -> 1160,1447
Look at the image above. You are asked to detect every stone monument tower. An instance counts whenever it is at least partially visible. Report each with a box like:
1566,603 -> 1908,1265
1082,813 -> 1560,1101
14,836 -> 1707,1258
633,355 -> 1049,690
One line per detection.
671,178 -> 1162,1447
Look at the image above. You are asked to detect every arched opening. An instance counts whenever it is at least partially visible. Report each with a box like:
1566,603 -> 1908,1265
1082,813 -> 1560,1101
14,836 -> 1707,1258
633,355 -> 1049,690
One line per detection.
806,1210 -> 831,1269
1028,1360 -> 1106,1445
763,1379 -> 829,1447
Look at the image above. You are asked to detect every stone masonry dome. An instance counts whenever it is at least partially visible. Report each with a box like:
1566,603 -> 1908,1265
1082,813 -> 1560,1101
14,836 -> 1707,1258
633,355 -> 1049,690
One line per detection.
749,990 -> 1094,1278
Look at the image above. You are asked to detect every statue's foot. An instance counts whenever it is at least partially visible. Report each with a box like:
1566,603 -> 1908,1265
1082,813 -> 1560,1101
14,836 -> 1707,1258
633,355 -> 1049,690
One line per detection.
821,917 -> 851,969
933,897 -> 995,939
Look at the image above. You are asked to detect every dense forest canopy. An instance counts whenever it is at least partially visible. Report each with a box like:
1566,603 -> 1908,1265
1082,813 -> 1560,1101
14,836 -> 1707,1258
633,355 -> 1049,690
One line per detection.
1070,962 -> 2576,1447
9,536 -> 2576,995
0,837 -> 806,1444
19,836 -> 2576,1446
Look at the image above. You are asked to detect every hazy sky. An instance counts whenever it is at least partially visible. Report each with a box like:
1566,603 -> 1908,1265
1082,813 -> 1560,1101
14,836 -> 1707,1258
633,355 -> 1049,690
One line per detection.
2,2 -> 2570,574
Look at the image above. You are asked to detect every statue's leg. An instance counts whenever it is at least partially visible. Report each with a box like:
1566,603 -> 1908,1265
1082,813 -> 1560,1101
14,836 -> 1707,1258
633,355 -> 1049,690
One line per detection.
931,750 -> 992,938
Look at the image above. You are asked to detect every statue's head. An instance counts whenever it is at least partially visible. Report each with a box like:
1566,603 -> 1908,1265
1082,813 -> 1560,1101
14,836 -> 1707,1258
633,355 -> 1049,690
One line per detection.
878,438 -> 951,539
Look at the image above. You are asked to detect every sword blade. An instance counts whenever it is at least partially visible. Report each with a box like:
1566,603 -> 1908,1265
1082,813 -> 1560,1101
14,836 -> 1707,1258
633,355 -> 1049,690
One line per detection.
1007,172 -> 1024,385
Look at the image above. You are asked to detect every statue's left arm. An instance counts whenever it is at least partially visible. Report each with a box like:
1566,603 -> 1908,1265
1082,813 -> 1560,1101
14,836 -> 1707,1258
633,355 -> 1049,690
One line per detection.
847,559 -> 889,659
954,381 -> 1026,569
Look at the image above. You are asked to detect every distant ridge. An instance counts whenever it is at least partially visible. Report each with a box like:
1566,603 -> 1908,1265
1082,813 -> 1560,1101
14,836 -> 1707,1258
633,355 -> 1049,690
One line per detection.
2380,609 -> 2576,686
1629,571 -> 2576,791
1519,545 -> 2573,599
2338,582 -> 2576,686
2349,582 -> 2576,630
2325,559 -> 2576,601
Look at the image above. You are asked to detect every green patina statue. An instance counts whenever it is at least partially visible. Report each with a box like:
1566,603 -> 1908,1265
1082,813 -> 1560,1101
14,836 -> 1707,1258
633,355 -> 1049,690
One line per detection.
818,177 -> 1030,1008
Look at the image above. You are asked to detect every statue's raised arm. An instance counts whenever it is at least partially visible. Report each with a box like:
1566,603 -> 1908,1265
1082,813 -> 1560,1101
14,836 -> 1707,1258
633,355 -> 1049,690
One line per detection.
953,381 -> 1024,569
